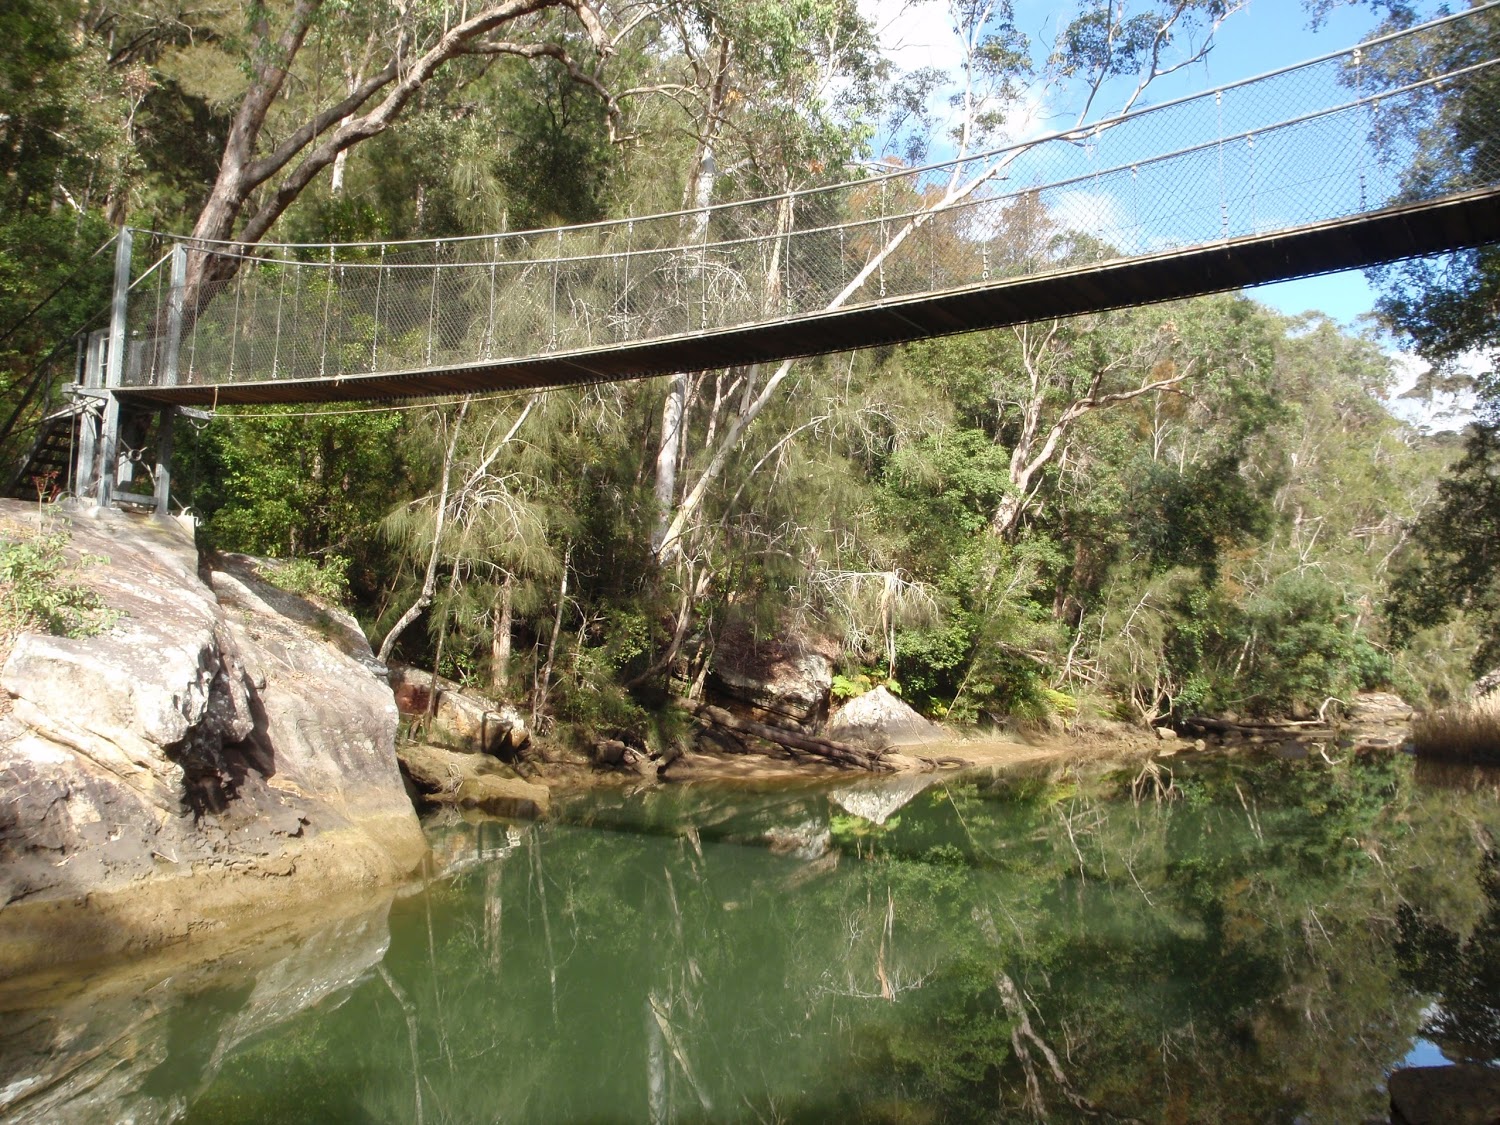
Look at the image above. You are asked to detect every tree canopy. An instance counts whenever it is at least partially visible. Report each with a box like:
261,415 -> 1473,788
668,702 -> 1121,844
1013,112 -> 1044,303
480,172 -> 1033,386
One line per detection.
0,0 -> 1485,737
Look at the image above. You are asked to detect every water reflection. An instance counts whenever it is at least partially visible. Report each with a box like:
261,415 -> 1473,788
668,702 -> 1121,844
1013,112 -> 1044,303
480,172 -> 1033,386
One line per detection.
0,899 -> 395,1124
1396,841 -> 1500,1064
2,754 -> 1498,1124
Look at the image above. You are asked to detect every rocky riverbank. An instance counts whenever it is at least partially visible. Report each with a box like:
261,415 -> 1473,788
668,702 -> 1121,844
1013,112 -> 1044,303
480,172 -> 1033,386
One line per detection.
0,499 -> 1427,978
0,501 -> 426,977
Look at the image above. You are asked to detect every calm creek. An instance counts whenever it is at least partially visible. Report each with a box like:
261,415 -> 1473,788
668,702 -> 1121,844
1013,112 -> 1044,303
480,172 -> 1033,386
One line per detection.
4,750 -> 1499,1123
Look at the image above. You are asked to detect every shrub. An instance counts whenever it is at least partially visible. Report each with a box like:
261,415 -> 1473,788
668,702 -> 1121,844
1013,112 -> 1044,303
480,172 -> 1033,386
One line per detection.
0,529 -> 116,637
264,554 -> 352,606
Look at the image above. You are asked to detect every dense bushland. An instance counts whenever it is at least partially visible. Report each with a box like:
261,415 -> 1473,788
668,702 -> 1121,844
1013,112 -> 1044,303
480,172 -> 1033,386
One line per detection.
0,0 -> 1491,742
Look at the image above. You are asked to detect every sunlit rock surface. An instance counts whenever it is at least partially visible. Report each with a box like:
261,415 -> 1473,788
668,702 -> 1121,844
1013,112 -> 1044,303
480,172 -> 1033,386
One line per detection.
710,623 -> 837,725
826,686 -> 946,751
389,663 -> 528,755
0,502 -> 425,975
399,743 -> 551,817
1343,691 -> 1416,751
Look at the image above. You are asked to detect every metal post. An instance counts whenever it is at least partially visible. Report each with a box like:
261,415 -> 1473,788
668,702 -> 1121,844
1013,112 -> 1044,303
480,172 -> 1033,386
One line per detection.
156,243 -> 186,516
75,331 -> 105,497
154,406 -> 175,516
96,227 -> 132,507
161,243 -> 187,386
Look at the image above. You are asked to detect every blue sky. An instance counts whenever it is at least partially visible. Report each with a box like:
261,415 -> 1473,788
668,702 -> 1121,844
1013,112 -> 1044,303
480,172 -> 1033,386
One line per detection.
864,0 -> 1419,327
1194,0 -> 1391,326
857,0 -> 1485,427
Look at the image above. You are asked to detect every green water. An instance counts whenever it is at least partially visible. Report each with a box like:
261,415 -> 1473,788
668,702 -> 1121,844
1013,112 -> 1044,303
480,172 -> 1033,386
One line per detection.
5,752 -> 1500,1124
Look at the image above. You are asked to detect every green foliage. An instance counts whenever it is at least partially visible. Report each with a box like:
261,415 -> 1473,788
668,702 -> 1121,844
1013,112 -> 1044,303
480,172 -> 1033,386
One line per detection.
830,670 -> 901,700
1387,416 -> 1500,674
0,0 -> 1449,735
1364,4 -> 1500,369
0,528 -> 116,637
263,555 -> 352,607
186,407 -> 409,613
1230,571 -> 1391,715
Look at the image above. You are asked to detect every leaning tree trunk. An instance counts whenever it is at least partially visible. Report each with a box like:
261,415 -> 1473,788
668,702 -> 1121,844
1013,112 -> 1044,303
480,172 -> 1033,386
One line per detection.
378,397 -> 470,663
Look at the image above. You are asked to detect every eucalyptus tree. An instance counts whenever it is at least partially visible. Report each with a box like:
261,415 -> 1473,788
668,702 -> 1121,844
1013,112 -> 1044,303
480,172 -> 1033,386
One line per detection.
77,0 -> 636,308
602,0 -> 1251,708
648,0 -> 1246,570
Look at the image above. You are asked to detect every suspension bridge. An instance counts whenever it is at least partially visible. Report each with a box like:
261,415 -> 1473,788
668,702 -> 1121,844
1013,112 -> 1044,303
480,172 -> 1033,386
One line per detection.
11,4 -> 1500,510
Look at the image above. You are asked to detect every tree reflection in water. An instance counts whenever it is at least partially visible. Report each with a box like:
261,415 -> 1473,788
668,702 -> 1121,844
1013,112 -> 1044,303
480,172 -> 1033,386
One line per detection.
1397,836 -> 1500,1065
5,753 -> 1500,1124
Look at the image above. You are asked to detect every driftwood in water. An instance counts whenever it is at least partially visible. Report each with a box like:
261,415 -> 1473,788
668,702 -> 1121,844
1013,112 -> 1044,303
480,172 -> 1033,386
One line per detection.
691,704 -> 890,771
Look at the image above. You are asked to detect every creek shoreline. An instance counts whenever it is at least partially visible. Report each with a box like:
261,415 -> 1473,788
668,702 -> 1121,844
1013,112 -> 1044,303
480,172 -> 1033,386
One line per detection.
0,499 -> 1419,981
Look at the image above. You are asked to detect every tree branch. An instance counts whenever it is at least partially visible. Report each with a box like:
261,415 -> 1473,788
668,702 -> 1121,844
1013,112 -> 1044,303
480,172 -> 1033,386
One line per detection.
463,39 -> 623,138
242,57 -> 402,188
233,0 -> 593,248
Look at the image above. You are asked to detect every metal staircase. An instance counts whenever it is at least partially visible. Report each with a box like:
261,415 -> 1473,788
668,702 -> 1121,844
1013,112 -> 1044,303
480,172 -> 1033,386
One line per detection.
3,400 -> 93,500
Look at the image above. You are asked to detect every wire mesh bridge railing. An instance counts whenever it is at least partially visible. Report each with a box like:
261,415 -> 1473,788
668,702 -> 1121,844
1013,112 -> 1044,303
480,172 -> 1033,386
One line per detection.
114,3 -> 1499,404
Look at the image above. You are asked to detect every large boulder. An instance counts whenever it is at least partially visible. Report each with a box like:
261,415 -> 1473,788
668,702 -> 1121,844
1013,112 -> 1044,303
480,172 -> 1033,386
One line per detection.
1389,1064 -> 1500,1125
389,664 -> 528,756
711,625 -> 836,725
1341,690 -> 1416,751
398,743 -> 550,818
826,687 -> 947,752
0,502 -> 426,976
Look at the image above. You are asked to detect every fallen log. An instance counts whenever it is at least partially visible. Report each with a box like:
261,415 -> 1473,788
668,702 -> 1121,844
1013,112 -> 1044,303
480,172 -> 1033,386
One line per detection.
691,704 -> 891,771
1181,715 -> 1336,738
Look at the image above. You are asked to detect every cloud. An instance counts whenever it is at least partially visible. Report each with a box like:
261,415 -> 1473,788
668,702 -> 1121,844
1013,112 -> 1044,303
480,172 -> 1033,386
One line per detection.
863,0 -> 965,76
1386,349 -> 1483,433
860,0 -> 1060,164
1044,186 -> 1131,244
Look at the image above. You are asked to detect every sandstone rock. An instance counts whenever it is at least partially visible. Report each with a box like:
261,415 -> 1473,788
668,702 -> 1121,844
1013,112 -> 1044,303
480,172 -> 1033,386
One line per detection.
1389,1063 -> 1500,1125
1154,726 -> 1178,741
0,501 -> 425,976
211,562 -> 419,835
398,743 -> 550,818
456,774 -> 550,817
1471,668 -> 1500,700
710,626 -> 836,724
826,687 -> 946,751
1343,690 -> 1416,752
389,664 -> 528,755
593,738 -> 628,766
